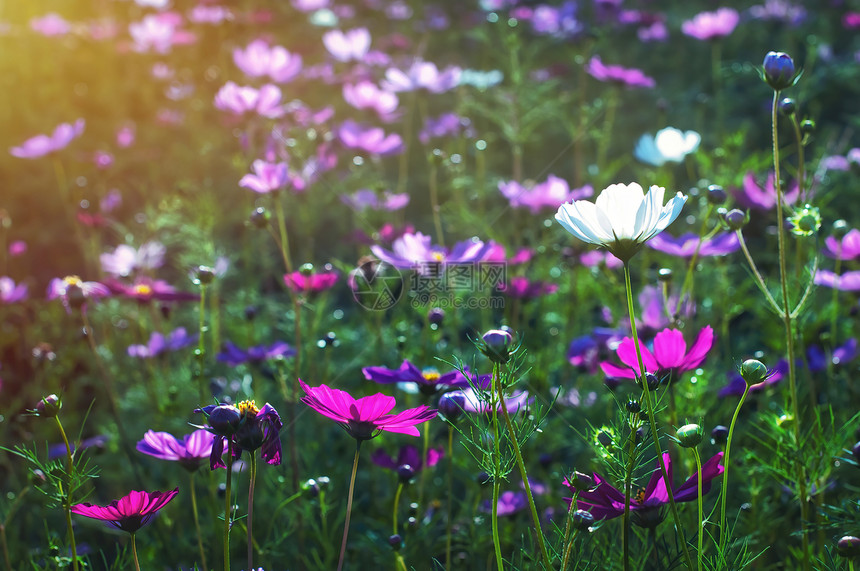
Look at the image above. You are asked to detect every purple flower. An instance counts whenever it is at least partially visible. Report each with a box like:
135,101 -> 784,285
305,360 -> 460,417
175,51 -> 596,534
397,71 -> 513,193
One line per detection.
136,429 -> 215,471
233,39 -> 302,83
569,452 -> 724,524
216,341 -> 296,367
498,175 -> 593,214
341,189 -> 409,212
824,229 -> 860,260
419,113 -> 473,144
323,28 -> 371,62
647,232 -> 740,257
105,278 -> 199,303
214,82 -> 284,118
343,81 -> 399,117
681,8 -> 740,40
100,242 -> 166,278
528,2 -> 582,38
370,231 -> 494,271
579,250 -> 623,269
47,276 -> 110,312
48,435 -> 109,460
31,13 -> 70,36
382,60 -> 461,93
0,277 -> 28,303
189,5 -> 232,24
482,491 -> 528,516
363,360 -> 471,394
808,338 -> 858,372
586,56 -> 655,88
337,120 -> 403,155
239,159 -> 289,193
129,14 -> 195,54
195,400 -> 282,469
734,171 -> 799,210
10,119 -> 85,159
371,443 -> 443,473
443,383 -> 530,415
601,326 -> 714,383
749,0 -> 806,25
498,277 -> 559,299
128,328 -> 197,358
814,270 -> 860,291
719,359 -> 787,397
637,285 -> 694,335
568,328 -> 624,375
283,270 -> 338,294
71,489 -> 179,534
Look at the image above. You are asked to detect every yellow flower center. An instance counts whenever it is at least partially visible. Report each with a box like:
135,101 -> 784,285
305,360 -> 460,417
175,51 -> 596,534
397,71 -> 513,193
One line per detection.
237,399 -> 259,416
133,284 -> 153,295
633,488 -> 646,505
422,368 -> 441,382
431,252 -> 445,262
64,276 -> 82,286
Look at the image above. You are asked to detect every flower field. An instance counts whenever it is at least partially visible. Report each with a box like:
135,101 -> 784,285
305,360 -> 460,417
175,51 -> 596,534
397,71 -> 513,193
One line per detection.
3,0 -> 860,569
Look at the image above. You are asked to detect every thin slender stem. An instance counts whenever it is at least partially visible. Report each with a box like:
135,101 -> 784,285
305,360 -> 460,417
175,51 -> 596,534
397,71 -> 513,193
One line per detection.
491,362 -> 504,571
131,533 -> 141,571
224,442 -> 233,571
623,263 -> 694,571
772,90 -> 810,571
247,452 -> 257,571
790,114 -> 806,203
337,442 -> 362,571
692,447 -> 704,571
196,284 -> 207,404
735,231 -> 784,316
675,205 -> 714,319
621,410 -> 639,571
392,482 -> 403,536
190,472 -> 208,571
719,384 -> 749,558
56,417 -> 79,571
560,491 -> 580,571
445,424 -> 454,571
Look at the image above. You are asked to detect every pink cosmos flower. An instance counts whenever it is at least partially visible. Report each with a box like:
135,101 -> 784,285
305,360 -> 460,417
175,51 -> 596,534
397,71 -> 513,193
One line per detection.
681,8 -> 740,40
586,56 -> 655,88
136,429 -> 214,471
579,250 -> 623,269
343,81 -> 399,117
239,159 -> 289,193
48,276 -> 110,312
10,119 -> 85,159
105,277 -> 198,303
0,277 -> 27,303
30,13 -> 71,36
371,443 -> 443,473
100,242 -> 166,277
283,270 -> 338,294
299,380 -> 438,440
323,28 -> 371,62
341,189 -> 409,212
419,113 -> 474,144
117,125 -> 135,148
814,270 -> 860,291
370,231 -> 494,271
129,13 -> 195,54
70,489 -> 179,533
647,232 -> 740,257
214,82 -> 284,118
382,60 -> 461,93
824,229 -> 860,260
600,326 -> 714,382
498,176 -> 593,214
292,0 -> 330,11
233,39 -> 302,83
337,120 -> 402,155
189,5 -> 232,25
734,171 -> 799,210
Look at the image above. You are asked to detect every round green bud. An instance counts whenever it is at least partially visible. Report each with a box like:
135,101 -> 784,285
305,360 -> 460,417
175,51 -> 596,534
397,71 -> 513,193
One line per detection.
676,424 -> 704,448
740,359 -> 769,385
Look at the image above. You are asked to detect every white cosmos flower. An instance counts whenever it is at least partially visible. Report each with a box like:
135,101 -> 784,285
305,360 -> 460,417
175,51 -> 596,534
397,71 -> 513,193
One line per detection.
555,183 -> 687,262
634,127 -> 701,167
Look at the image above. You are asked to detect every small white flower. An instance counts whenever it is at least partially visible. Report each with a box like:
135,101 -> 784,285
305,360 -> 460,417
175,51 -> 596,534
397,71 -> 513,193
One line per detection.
634,127 -> 701,166
555,183 -> 687,262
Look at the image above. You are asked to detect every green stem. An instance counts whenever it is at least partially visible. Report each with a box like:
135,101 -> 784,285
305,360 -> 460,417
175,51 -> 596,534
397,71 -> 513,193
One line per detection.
247,452 -> 257,571
719,384 -> 749,558
675,205 -> 714,319
131,533 -> 140,571
790,113 -> 806,203
498,373 -> 552,569
735,231 -> 784,316
692,447 -> 703,571
596,88 -> 619,171
224,442 -> 233,571
445,425 -> 454,571
623,263 -> 694,571
621,410 -> 639,571
771,90 -> 810,571
560,491 -> 580,571
55,417 -> 78,571
337,442 -> 362,571
197,283 -> 208,404
190,472 -> 208,571
392,482 -> 403,536
491,362 -> 504,571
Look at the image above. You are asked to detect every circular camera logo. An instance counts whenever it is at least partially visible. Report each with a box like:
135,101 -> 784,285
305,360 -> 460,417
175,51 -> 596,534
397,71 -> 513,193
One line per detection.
351,258 -> 404,311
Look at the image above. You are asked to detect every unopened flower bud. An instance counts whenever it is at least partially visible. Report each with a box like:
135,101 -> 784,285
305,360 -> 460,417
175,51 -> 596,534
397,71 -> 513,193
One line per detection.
36,394 -> 61,418
723,209 -> 747,231
428,307 -> 445,326
299,263 -> 314,276
388,534 -> 403,551
639,373 -> 660,391
676,424 -> 703,448
778,97 -> 796,116
597,430 -> 613,448
837,536 -> 860,557
302,478 -> 320,498
626,399 -> 641,414
762,51 -> 798,91
406,516 -> 418,530
480,328 -> 515,364
438,392 -> 465,423
205,404 -> 242,436
571,509 -> 595,531
800,119 -> 815,134
250,207 -> 270,229
832,220 -> 850,240
711,425 -> 729,445
567,471 -> 595,492
397,464 -> 415,484
657,268 -> 672,282
30,469 -> 47,486
706,184 -> 726,205
740,359 -> 768,386
195,266 -> 216,285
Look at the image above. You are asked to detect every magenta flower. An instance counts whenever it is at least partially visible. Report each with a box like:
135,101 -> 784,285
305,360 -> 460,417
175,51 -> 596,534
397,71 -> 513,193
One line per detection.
814,270 -> 860,291
482,491 -> 528,516
136,429 -> 215,472
600,325 -> 714,382
214,82 -> 284,118
342,81 -> 399,117
100,242 -> 166,277
586,56 -> 655,88
195,400 -> 283,469
10,119 -> 85,159
370,231 -> 494,271
382,60 -> 461,93
362,360 -> 471,394
498,175 -> 593,214
0,277 -> 28,303
637,285 -> 694,335
300,380 -> 437,440
71,488 -> 179,534
341,189 -> 409,212
127,327 -> 197,358
371,443 -> 443,473
734,171 -> 799,210
322,28 -> 371,62
233,39 -> 302,83
681,8 -> 740,40
647,232 -> 740,257
283,271 -> 338,294
569,452 -> 723,525
499,277 -> 559,300
825,229 -> 860,260
579,250 -> 623,269
337,120 -> 403,155
105,278 -> 199,303
239,159 -> 289,193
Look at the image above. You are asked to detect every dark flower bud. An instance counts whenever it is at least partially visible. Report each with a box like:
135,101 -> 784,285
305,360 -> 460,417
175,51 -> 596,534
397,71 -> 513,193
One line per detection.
406,516 -> 418,530
638,373 -> 660,391
428,307 -> 445,326
657,268 -> 672,282
302,478 -> 320,498
244,305 -> 257,321
409,502 -> 419,516
723,209 -> 747,231
832,220 -> 850,240
438,392 -> 465,423
477,471 -> 491,485
711,425 -> 729,445
852,441 -> 860,463
800,119 -> 815,134
206,404 -> 242,436
480,328 -> 515,364
762,51 -> 798,91
778,97 -> 796,116
36,394 -> 61,418
250,207 -> 270,229
635,425 -> 649,444
388,534 -> 403,551
397,464 -> 415,484
837,536 -> 860,557
740,359 -> 768,386
299,263 -> 314,276
626,400 -> 641,414
567,471 -> 595,492
571,509 -> 595,531
706,184 -> 727,205
195,266 -> 216,285
538,453 -> 553,467
596,430 -> 613,447
676,424 -> 703,448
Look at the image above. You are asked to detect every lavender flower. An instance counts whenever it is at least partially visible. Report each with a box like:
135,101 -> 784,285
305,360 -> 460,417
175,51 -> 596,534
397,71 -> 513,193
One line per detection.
136,429 -> 215,472
586,56 -> 655,88
216,341 -> 296,367
382,60 -> 461,93
337,120 -> 403,155
233,39 -> 303,83
239,160 -> 290,193
128,328 -> 197,358
362,360 -> 471,394
647,232 -> 740,257
0,277 -> 28,303
733,171 -> 799,210
341,189 -> 409,212
10,119 -> 85,159
419,113 -> 474,144
214,82 -> 284,118
681,8 -> 740,40
322,28 -> 371,62
370,231 -> 494,271
343,81 -> 399,117
100,242 -> 166,277
498,175 -> 593,214
814,270 -> 860,291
